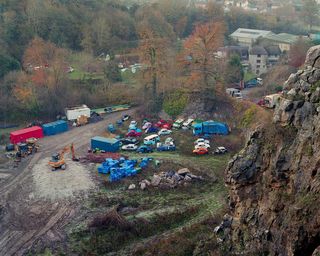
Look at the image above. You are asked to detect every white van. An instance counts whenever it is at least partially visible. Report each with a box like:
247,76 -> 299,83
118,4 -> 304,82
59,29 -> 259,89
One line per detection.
144,134 -> 160,145
183,118 -> 194,128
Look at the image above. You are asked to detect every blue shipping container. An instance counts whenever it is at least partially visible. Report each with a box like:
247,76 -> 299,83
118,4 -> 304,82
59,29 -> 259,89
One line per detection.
42,120 -> 68,136
91,136 -> 120,152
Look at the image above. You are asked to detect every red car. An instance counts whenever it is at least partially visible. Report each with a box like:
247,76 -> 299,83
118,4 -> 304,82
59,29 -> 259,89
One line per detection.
155,119 -> 172,129
126,130 -> 142,137
193,148 -> 209,155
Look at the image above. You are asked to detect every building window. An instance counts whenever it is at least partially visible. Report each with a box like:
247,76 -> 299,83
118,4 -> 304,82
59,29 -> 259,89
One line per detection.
257,65 -> 260,68
257,60 -> 261,63
257,54 -> 261,57
256,70 -> 260,74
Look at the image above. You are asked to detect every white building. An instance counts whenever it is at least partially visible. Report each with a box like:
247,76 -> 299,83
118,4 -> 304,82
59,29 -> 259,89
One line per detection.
249,46 -> 268,76
230,28 -> 274,46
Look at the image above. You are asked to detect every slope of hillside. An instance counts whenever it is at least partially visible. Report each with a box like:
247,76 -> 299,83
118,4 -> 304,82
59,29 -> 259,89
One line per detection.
223,45 -> 320,256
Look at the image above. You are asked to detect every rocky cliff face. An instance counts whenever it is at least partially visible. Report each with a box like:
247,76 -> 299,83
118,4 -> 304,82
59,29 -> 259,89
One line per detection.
224,46 -> 320,256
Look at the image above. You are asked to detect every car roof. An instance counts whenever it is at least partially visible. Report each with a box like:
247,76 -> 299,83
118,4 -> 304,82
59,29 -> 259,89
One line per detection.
145,134 -> 159,139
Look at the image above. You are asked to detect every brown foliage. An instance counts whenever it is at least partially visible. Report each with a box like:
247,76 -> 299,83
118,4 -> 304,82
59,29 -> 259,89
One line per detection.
88,208 -> 134,232
182,21 -> 225,89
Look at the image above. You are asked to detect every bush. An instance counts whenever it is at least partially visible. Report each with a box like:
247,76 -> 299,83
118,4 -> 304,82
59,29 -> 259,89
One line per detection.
163,91 -> 188,118
240,105 -> 257,128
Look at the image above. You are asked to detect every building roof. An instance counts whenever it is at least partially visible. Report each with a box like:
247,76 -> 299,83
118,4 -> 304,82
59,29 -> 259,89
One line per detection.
263,33 -> 301,44
265,45 -> 281,55
230,28 -> 274,40
249,46 -> 268,55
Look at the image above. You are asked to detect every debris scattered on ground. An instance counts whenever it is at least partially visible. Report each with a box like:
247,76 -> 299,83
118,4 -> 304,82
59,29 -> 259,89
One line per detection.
128,184 -> 136,190
138,168 -> 204,190
85,152 -> 121,163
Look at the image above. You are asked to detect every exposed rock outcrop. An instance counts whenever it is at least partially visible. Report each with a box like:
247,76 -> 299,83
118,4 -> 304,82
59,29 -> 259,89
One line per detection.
224,46 -> 320,256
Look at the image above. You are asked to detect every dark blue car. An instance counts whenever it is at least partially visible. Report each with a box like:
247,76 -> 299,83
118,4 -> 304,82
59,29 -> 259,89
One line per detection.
145,126 -> 159,134
136,145 -> 153,153
157,144 -> 176,152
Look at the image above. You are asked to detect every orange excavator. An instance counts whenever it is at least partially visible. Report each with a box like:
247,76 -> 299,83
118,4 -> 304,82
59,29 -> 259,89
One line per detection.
48,143 -> 79,171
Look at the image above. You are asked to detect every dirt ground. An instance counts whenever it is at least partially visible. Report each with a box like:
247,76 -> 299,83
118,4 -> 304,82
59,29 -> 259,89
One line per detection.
32,158 -> 95,201
0,109 -> 136,256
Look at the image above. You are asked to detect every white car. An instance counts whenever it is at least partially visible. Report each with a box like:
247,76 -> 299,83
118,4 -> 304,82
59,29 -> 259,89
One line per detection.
195,142 -> 211,150
173,118 -> 184,129
158,129 -> 172,136
214,146 -> 228,154
130,120 -> 137,126
121,144 -> 138,151
194,138 -> 210,145
142,122 -> 152,130
183,118 -> 194,127
165,137 -> 174,145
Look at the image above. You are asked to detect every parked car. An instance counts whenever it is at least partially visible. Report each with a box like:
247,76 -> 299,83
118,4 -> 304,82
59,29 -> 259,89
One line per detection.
120,138 -> 140,145
107,124 -> 116,133
165,137 -> 174,145
193,148 -> 209,155
173,118 -> 184,129
155,119 -> 172,129
144,134 -> 160,145
157,144 -> 176,151
194,138 -> 210,145
162,122 -> 172,129
158,128 -> 172,136
214,146 -> 228,154
130,120 -> 138,126
129,123 -> 138,130
121,144 -> 138,151
183,118 -> 194,128
126,130 -> 142,137
136,145 -> 153,153
142,122 -> 152,130
195,143 -> 211,150
154,119 -> 167,128
122,114 -> 131,121
145,126 -> 159,134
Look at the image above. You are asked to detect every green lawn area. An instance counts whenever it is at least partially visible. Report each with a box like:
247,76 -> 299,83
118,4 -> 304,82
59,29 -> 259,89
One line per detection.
68,70 -> 104,80
121,69 -> 139,86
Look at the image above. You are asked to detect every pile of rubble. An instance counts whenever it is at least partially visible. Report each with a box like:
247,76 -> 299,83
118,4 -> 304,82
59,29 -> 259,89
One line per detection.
128,168 -> 204,190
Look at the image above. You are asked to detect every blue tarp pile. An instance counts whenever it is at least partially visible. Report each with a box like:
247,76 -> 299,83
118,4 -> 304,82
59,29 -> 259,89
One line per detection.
98,157 -> 153,182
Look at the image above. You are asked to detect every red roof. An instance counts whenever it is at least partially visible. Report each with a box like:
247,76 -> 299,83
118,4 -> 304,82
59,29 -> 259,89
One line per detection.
10,126 -> 42,136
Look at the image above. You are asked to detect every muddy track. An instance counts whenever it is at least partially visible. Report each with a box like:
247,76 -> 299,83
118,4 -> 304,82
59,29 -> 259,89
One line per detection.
0,109 -> 136,256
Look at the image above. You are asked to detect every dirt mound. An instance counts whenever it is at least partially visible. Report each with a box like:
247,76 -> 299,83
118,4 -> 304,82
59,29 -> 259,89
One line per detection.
32,158 -> 95,201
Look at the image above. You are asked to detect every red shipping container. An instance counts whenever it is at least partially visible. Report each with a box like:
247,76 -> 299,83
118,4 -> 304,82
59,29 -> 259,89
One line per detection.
10,126 -> 44,144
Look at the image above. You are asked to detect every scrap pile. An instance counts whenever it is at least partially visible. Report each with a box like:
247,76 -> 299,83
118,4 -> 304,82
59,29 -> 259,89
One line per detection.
86,152 -> 121,163
136,168 -> 204,190
98,157 -> 152,182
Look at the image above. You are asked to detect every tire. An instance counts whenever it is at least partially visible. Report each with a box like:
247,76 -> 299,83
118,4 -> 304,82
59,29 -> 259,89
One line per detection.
61,164 -> 66,170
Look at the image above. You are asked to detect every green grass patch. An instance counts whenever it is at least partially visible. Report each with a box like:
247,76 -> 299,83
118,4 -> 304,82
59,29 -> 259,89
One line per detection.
69,70 -> 104,80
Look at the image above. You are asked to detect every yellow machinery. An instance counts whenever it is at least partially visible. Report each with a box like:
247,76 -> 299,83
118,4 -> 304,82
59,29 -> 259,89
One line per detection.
15,137 -> 39,160
48,143 -> 79,171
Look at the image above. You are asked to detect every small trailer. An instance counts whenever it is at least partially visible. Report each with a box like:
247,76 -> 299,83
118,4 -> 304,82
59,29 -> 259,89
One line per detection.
65,105 -> 91,121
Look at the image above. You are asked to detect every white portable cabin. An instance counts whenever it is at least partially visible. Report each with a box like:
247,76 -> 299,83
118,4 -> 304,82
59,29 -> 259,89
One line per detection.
65,105 -> 91,121
263,94 -> 281,108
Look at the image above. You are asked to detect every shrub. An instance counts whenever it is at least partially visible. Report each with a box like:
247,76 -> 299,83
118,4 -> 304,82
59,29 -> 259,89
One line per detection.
240,105 -> 257,128
163,91 -> 188,118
